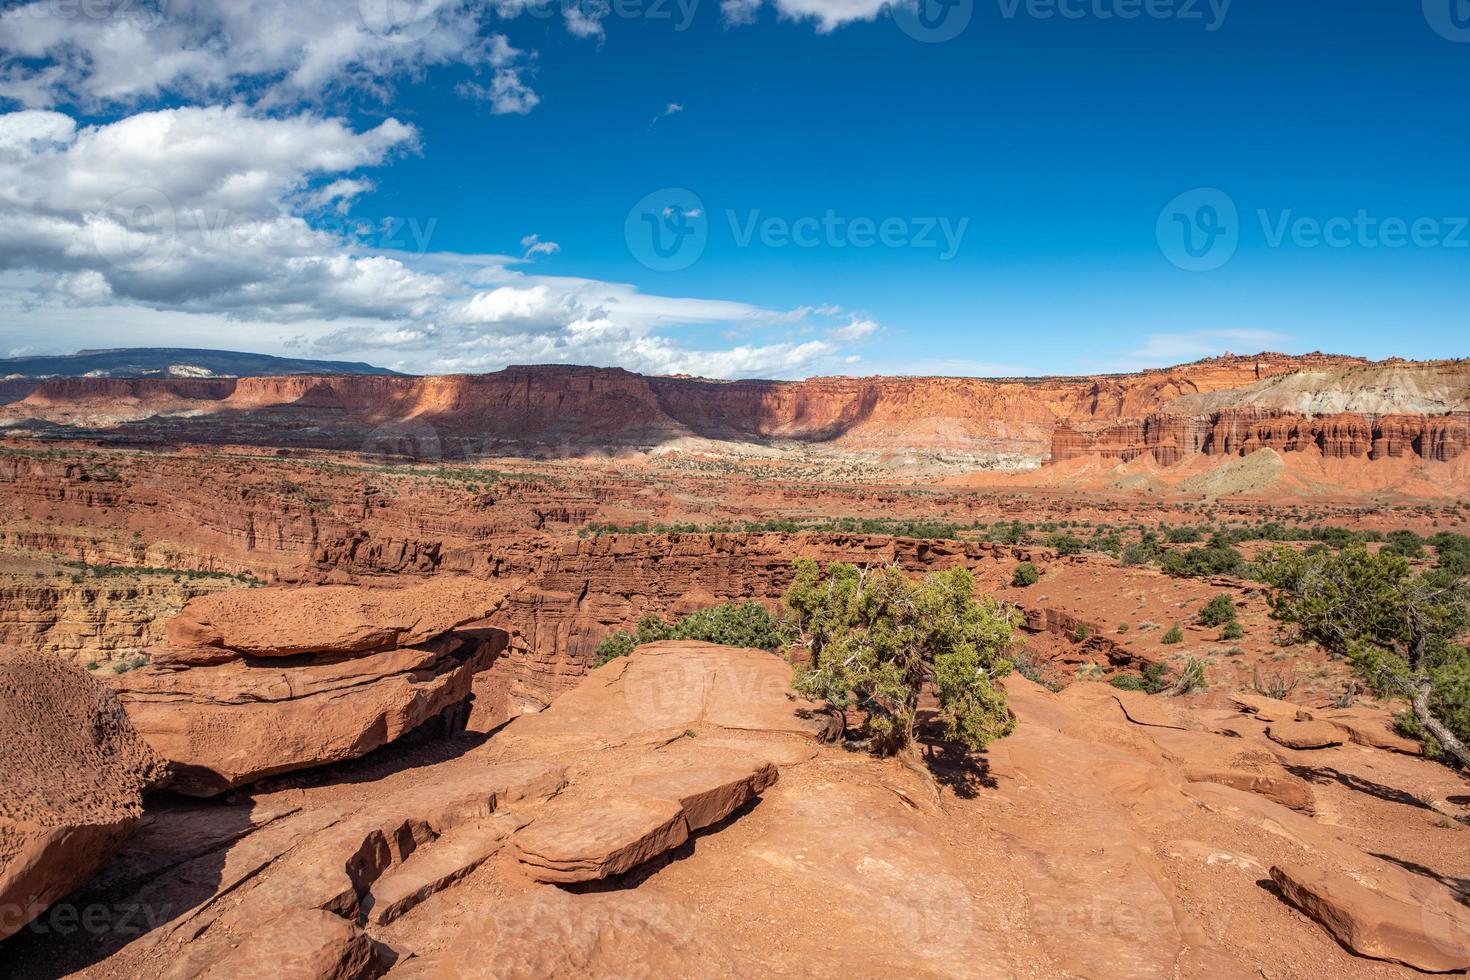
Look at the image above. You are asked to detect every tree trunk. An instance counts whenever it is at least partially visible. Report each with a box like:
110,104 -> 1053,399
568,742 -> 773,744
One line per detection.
1406,677 -> 1470,771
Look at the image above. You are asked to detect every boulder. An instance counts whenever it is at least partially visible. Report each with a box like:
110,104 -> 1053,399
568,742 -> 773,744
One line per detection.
1267,720 -> 1345,750
629,755 -> 778,831
1230,692 -> 1311,724
165,577 -> 510,657
384,888 -> 732,979
1319,706 -> 1424,755
1271,863 -> 1470,973
196,909 -> 382,980
0,650 -> 166,941
116,580 -> 516,795
512,795 -> 690,884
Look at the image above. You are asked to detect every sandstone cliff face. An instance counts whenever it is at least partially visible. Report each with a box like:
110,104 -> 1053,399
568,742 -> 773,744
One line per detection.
6,353 -> 1426,464
0,576 -> 232,666
1053,409 -> 1470,466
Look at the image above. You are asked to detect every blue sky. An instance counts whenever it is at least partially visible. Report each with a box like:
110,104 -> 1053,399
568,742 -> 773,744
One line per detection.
0,0 -> 1465,377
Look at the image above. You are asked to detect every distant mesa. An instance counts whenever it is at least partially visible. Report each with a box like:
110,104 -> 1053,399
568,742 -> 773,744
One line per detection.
0,347 -> 401,380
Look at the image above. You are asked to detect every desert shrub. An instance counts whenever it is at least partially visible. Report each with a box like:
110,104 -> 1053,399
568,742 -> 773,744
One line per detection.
988,520 -> 1031,546
1046,533 -> 1085,556
1433,532 -> 1470,576
1075,664 -> 1105,681
1197,594 -> 1238,628
1170,657 -> 1209,696
1166,526 -> 1205,544
1121,531 -> 1164,567
785,560 -> 1017,756
1073,624 -> 1091,643
1383,530 -> 1426,559
1011,562 -> 1040,587
1252,664 -> 1300,700
1257,545 -> 1470,767
1116,622 -> 1130,634
1110,661 -> 1168,694
1161,537 -> 1245,579
1219,620 -> 1245,641
594,602 -> 789,666
1011,648 -> 1064,693
1161,623 -> 1184,645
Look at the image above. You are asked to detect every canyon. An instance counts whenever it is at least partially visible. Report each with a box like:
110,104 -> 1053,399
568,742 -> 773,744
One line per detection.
4,353 -> 1466,482
1,350 -> 1468,978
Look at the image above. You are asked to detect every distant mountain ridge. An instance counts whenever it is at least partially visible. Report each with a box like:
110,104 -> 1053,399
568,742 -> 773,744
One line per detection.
0,348 -> 400,379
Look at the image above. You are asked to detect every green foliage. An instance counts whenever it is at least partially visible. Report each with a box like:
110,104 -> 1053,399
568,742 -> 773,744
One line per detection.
1161,623 -> 1184,645
1433,532 -> 1470,576
1109,661 -> 1168,694
785,560 -> 1017,756
1257,545 -> 1470,766
1165,525 -> 1205,544
593,602 -> 790,667
1046,533 -> 1086,556
1197,594 -> 1238,628
1383,530 -> 1426,559
1011,562 -> 1040,587
1010,647 -> 1061,692
1219,620 -> 1245,641
580,517 -> 968,540
1121,531 -> 1164,567
1160,537 -> 1245,579
987,520 -> 1031,546
1116,622 -> 1130,634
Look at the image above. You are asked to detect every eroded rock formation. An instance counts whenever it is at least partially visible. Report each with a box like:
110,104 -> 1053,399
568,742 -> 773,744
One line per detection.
0,650 -> 166,940
114,578 -> 518,795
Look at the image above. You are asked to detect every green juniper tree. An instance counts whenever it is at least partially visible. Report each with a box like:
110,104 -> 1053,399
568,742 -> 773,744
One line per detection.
783,559 -> 1017,758
1257,545 -> 1470,768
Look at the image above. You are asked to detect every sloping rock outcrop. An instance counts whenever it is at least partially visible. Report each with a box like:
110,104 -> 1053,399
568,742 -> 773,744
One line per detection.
114,578 -> 517,795
0,649 -> 166,940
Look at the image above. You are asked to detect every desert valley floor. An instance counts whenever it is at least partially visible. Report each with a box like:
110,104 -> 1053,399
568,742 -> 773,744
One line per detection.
2,352 -> 1469,978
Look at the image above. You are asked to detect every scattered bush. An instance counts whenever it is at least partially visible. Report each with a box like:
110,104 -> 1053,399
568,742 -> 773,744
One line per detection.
1116,622 -> 1130,634
1161,623 -> 1184,645
594,602 -> 790,666
1161,537 -> 1245,579
1257,545 -> 1470,768
1251,664 -> 1300,700
1046,533 -> 1085,556
786,560 -> 1017,756
1011,562 -> 1040,587
1197,594 -> 1238,628
1169,657 -> 1209,696
1109,661 -> 1168,694
1219,620 -> 1245,641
